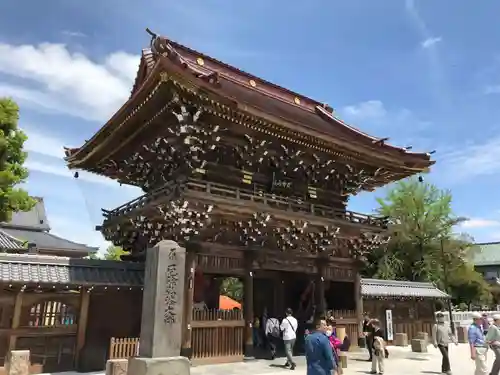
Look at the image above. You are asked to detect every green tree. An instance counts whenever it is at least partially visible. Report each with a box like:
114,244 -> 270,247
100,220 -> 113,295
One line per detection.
220,277 -> 243,302
448,263 -> 492,308
103,245 -> 129,260
363,177 -> 491,305
0,98 -> 36,221
366,177 -> 467,282
85,252 -> 101,260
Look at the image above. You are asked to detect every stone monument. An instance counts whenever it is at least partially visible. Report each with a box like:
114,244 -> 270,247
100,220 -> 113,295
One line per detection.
127,240 -> 190,375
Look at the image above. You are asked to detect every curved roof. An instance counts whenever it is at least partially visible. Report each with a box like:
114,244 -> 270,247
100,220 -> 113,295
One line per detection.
361,278 -> 449,299
65,33 -> 434,173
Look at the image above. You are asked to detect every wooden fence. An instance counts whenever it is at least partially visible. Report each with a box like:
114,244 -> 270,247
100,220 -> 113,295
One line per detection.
109,337 -> 140,360
191,309 -> 244,364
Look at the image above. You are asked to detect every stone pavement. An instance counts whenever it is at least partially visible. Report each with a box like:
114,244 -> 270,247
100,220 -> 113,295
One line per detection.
191,344 -> 494,375
41,344 -> 495,375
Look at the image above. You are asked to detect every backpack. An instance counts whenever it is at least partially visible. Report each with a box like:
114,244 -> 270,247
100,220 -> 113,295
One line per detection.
270,319 -> 280,337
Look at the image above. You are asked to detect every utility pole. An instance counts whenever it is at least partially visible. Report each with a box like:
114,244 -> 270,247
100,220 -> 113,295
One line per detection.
441,237 -> 455,334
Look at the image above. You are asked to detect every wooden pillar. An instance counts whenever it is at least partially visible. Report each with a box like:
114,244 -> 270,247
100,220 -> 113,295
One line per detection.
75,288 -> 90,367
8,289 -> 24,351
243,252 -> 254,359
355,273 -> 363,338
181,249 -> 197,359
315,260 -> 326,316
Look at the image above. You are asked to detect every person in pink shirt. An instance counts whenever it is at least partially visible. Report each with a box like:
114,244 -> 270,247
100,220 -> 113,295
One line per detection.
326,323 -> 343,374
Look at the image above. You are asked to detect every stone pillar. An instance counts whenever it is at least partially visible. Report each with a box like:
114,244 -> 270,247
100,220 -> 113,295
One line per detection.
315,258 -> 327,316
354,273 -> 363,338
127,240 -> 190,375
6,350 -> 30,375
243,252 -> 254,359
181,247 -> 197,359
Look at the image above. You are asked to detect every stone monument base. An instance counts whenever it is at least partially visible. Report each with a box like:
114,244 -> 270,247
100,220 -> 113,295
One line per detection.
128,356 -> 190,375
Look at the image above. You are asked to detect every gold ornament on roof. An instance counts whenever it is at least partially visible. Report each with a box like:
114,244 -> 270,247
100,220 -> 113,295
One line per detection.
249,79 -> 257,87
196,57 -> 205,66
294,97 -> 301,105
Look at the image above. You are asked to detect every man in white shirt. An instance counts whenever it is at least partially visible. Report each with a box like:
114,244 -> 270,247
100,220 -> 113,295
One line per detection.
281,308 -> 298,370
265,314 -> 281,360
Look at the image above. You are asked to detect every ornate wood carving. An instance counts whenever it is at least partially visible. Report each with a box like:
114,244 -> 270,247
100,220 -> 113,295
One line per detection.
101,200 -> 214,248
233,212 -> 272,246
347,232 -> 391,262
97,94 -> 225,191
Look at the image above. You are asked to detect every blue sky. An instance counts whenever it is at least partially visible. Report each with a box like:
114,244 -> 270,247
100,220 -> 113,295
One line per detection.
1,0 -> 500,252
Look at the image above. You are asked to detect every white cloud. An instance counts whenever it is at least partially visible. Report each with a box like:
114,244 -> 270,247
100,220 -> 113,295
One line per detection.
25,158 -> 141,191
61,30 -> 87,38
22,128 -> 67,159
341,100 -> 387,120
421,37 -> 442,49
0,42 -> 139,122
440,136 -> 500,180
484,85 -> 500,95
461,218 -> 500,229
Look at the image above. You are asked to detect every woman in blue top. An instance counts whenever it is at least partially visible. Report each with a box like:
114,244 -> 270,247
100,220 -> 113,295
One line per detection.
305,317 -> 337,375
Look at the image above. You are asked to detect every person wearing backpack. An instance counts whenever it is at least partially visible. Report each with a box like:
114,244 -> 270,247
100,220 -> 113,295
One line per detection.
281,308 -> 299,370
265,314 -> 281,360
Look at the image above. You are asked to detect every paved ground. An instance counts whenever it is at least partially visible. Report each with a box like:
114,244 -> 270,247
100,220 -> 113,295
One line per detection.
44,344 -> 494,375
192,345 -> 493,375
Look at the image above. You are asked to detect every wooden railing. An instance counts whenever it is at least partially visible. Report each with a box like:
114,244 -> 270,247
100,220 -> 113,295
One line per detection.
191,309 -> 244,364
330,309 -> 357,320
196,255 -> 244,273
104,179 -> 387,229
109,337 -> 140,360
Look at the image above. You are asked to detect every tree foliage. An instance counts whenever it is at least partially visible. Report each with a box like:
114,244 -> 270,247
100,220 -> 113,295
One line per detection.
220,277 -> 243,302
0,98 -> 36,221
103,245 -> 129,261
362,177 -> 491,305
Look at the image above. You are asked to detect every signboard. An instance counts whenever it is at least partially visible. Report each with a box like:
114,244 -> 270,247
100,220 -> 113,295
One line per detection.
385,310 -> 394,341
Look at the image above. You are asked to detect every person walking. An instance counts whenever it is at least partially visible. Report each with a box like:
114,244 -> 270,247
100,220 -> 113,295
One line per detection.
432,312 -> 457,375
265,314 -> 280,360
483,313 -> 491,335
305,317 -> 337,375
370,319 -> 385,374
469,312 -> 488,375
486,314 -> 500,375
281,308 -> 298,370
363,314 -> 374,361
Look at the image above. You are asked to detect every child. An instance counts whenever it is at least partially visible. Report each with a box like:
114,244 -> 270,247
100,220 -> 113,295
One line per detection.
371,335 -> 385,374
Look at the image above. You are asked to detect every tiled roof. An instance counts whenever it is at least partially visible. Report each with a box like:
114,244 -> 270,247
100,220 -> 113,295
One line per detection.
361,278 -> 449,299
1,228 -> 97,254
0,230 -> 24,250
0,253 -> 144,287
3,197 -> 51,231
471,242 -> 500,266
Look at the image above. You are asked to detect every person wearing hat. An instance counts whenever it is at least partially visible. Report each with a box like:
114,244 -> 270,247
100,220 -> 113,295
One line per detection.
432,312 -> 457,375
469,312 -> 488,375
486,314 -> 500,375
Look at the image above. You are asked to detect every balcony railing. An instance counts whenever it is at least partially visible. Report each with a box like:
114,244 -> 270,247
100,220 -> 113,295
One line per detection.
104,179 -> 387,229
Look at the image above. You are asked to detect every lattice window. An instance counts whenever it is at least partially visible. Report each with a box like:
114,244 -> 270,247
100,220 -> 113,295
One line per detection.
26,301 -> 76,327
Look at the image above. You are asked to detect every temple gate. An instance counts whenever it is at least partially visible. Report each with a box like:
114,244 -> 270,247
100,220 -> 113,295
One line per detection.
63,29 -> 434,364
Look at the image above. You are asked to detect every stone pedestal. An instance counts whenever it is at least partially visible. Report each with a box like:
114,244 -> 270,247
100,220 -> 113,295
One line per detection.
5,350 -> 30,375
128,356 -> 189,375
139,240 -> 186,359
394,333 -> 408,347
416,332 -> 429,345
411,339 -> 428,353
457,326 -> 468,343
106,359 -> 128,375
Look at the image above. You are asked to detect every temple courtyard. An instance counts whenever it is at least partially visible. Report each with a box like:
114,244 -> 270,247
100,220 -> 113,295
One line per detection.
40,344 -> 488,375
